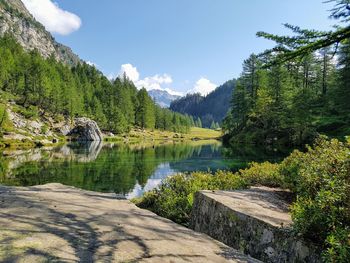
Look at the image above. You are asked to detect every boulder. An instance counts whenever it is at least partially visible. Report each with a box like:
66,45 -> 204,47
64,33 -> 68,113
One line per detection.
68,117 -> 103,141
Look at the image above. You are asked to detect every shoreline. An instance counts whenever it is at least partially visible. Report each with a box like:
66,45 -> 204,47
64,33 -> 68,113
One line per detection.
1,127 -> 222,150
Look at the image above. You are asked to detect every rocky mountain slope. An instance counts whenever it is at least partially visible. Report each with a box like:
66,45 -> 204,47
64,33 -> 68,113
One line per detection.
0,0 -> 80,65
148,89 -> 180,108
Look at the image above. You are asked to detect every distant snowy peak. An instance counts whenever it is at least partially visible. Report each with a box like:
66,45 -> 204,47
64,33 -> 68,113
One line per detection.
148,89 -> 181,108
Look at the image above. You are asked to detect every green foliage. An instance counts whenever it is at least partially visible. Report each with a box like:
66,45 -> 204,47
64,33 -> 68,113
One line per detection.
224,45 -> 348,145
134,171 -> 248,225
0,103 -> 12,133
41,124 -> 48,134
279,137 -> 350,261
136,88 -> 156,129
238,161 -> 283,187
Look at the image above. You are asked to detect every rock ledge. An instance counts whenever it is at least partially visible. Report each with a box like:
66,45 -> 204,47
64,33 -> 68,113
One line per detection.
190,187 -> 321,263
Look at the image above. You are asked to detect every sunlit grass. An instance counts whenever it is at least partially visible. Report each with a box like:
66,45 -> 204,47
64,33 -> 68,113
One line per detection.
104,127 -> 222,143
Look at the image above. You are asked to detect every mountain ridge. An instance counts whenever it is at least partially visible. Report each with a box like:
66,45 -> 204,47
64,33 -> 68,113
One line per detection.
170,79 -> 236,127
0,0 -> 80,65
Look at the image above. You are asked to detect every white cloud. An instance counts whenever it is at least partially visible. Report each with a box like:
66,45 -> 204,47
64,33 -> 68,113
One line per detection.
22,0 -> 82,35
188,78 -> 217,96
137,74 -> 172,91
119,63 -> 140,83
117,64 -> 183,96
86,61 -> 98,67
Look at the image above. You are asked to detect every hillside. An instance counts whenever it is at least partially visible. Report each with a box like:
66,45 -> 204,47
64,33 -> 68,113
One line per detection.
0,1 -> 195,148
0,0 -> 80,65
170,79 -> 236,127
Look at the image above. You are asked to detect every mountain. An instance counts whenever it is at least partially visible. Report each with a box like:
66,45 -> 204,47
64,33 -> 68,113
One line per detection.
170,79 -> 236,127
148,89 -> 181,108
0,0 -> 80,65
0,0 -> 194,142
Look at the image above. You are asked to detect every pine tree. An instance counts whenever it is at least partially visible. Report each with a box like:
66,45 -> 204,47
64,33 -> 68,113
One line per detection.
136,88 -> 155,129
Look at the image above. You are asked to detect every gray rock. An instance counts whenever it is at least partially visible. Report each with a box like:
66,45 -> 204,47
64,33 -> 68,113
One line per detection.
7,110 -> 26,129
68,117 -> 103,141
27,120 -> 43,134
56,123 -> 71,136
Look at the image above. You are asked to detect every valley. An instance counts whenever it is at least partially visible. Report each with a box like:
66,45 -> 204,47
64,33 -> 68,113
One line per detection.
0,0 -> 349,262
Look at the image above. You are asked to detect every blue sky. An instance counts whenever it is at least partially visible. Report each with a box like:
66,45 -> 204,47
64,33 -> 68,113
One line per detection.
23,0 -> 336,95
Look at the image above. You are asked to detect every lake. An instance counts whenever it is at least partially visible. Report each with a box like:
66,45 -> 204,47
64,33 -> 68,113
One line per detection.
0,140 -> 286,199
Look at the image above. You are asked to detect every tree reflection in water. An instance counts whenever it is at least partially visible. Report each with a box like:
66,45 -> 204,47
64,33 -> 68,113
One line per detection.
0,140 -> 287,198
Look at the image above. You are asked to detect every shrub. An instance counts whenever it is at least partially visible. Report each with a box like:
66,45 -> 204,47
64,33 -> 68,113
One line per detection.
280,137 -> 350,261
238,161 -> 284,187
134,171 -> 248,225
21,105 -> 39,120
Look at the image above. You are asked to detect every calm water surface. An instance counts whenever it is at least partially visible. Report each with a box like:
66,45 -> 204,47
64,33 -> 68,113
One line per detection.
0,141 -> 286,199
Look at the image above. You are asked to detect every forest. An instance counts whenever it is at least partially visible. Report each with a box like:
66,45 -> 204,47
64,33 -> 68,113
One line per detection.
223,1 -> 350,146
0,35 -> 194,135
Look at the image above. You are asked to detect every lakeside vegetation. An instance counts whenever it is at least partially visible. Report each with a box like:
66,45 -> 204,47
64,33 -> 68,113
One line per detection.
134,137 -> 350,261
0,119 -> 221,149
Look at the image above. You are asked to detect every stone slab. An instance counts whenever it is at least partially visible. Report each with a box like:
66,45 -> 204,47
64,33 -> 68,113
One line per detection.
0,183 -> 260,263
190,187 -> 321,263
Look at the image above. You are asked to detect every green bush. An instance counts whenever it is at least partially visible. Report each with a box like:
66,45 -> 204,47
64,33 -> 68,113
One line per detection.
279,137 -> 350,261
238,161 -> 284,187
134,171 -> 248,225
21,106 -> 39,120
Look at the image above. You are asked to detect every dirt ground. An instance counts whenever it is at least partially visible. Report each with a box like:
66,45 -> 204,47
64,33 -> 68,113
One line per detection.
0,183 -> 260,263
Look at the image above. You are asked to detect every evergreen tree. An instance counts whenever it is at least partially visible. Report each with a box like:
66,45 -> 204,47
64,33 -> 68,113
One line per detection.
136,88 -> 155,129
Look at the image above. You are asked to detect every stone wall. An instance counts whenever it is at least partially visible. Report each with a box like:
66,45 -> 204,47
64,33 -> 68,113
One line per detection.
190,188 -> 321,263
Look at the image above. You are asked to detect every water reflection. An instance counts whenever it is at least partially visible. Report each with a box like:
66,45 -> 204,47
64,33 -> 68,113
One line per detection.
60,141 -> 103,162
0,140 -> 287,198
126,163 -> 176,199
